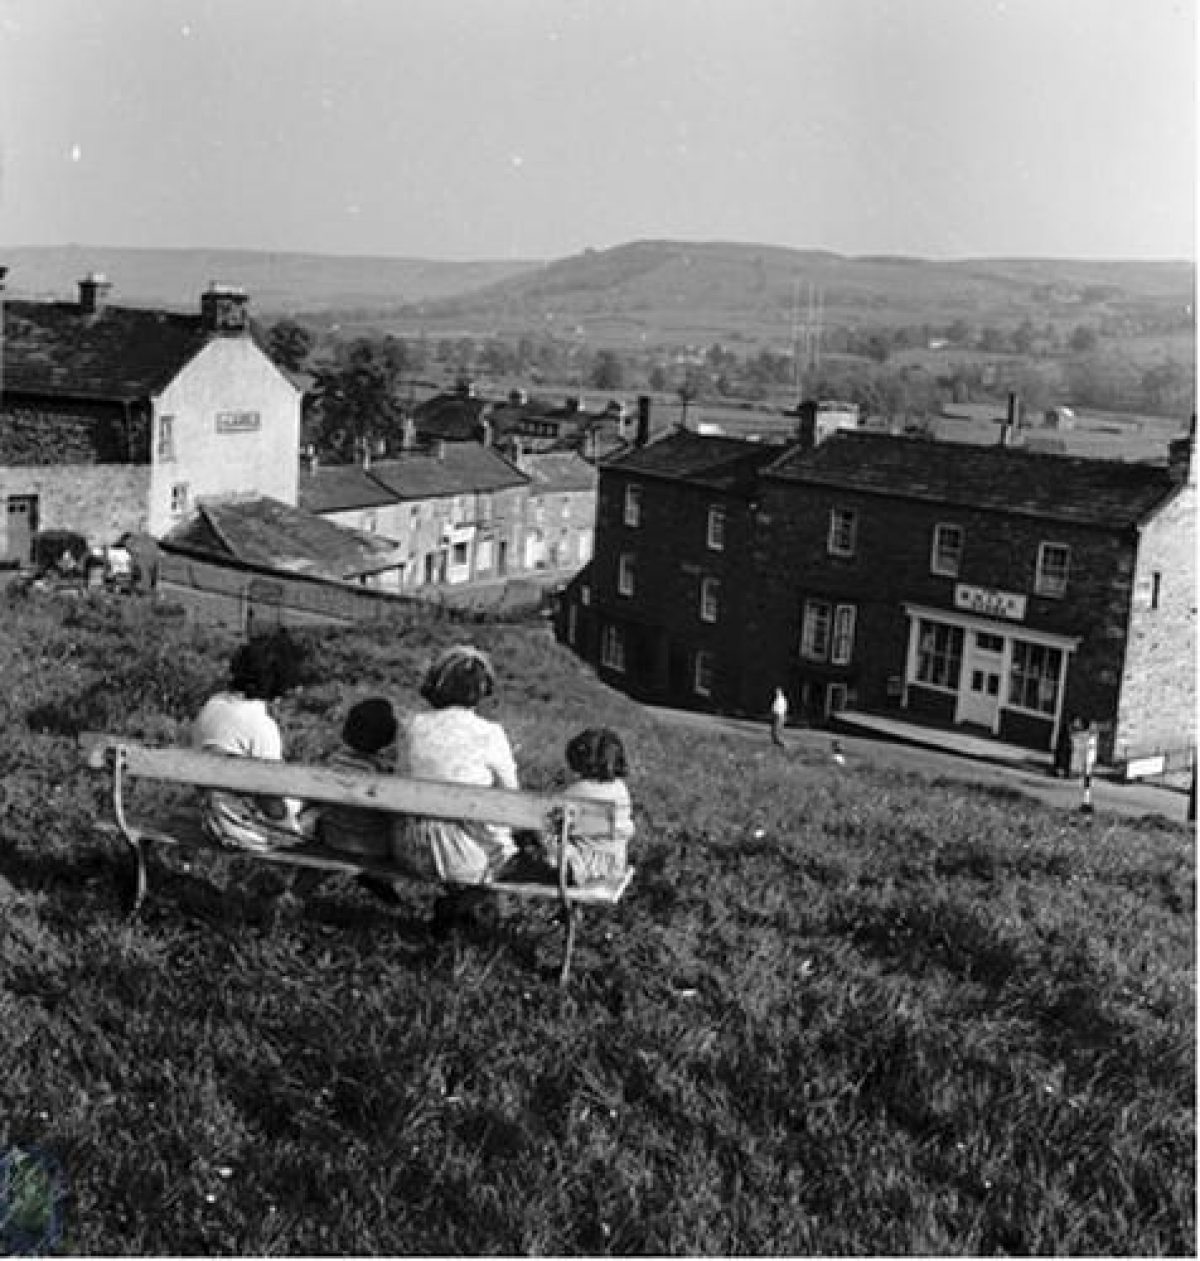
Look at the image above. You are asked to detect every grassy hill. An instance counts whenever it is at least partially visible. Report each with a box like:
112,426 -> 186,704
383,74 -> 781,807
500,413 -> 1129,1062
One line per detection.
4,241 -> 1192,351
0,591 -> 1194,1254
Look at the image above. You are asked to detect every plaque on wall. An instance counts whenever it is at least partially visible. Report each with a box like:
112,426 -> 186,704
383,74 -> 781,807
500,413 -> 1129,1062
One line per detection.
215,411 -> 261,434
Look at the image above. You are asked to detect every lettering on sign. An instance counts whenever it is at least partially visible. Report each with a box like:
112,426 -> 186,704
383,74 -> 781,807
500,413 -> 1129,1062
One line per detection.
954,583 -> 1027,621
215,410 -> 261,434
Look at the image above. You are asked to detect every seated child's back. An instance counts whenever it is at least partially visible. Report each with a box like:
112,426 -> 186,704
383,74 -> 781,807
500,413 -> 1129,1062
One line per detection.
319,698 -> 397,858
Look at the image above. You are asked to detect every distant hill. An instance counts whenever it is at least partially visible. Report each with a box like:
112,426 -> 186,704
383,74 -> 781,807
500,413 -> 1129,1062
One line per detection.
0,245 -> 542,315
397,239 -> 1196,346
2,240 -> 1193,348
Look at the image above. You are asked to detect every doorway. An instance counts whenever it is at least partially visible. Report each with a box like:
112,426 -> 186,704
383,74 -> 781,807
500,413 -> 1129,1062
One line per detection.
957,630 -> 1005,730
4,495 -> 39,566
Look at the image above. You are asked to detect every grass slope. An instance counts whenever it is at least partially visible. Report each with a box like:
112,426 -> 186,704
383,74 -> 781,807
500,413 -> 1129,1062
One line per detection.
0,592 -> 1194,1255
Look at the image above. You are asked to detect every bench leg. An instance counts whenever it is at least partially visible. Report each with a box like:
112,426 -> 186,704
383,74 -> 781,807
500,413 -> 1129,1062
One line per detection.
559,904 -> 580,988
128,837 -> 148,916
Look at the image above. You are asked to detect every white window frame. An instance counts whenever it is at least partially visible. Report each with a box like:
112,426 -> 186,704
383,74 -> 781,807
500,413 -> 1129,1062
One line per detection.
831,604 -> 857,665
618,551 -> 635,597
931,523 -> 964,577
1008,639 -> 1064,716
170,483 -> 189,515
157,415 -> 175,462
601,624 -> 625,672
623,483 -> 642,527
700,576 -> 720,623
828,507 -> 857,557
706,505 -> 726,551
694,650 -> 714,697
801,599 -> 834,660
1035,542 -> 1071,598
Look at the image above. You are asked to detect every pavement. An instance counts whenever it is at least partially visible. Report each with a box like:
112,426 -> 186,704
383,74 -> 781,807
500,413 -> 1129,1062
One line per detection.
645,704 -> 1195,826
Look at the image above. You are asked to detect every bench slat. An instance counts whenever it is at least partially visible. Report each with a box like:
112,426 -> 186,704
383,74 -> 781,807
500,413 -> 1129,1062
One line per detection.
82,735 -> 616,835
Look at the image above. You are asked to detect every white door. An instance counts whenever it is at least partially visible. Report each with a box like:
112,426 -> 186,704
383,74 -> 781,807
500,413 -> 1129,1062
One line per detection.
957,630 -> 1005,730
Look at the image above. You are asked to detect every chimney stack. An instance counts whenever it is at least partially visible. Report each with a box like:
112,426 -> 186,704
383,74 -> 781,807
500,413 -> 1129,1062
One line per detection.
200,283 -> 249,335
636,395 -> 651,447
1168,415 -> 1197,486
78,272 -> 112,316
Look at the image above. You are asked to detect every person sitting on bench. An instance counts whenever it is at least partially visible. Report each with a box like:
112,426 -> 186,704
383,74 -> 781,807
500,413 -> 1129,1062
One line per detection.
191,634 -> 312,852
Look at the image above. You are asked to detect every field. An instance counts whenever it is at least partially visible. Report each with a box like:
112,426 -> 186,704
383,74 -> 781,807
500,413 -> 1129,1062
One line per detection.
0,591 -> 1194,1255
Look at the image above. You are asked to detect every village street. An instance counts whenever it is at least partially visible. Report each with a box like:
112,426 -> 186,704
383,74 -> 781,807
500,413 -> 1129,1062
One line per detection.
646,704 -> 1194,826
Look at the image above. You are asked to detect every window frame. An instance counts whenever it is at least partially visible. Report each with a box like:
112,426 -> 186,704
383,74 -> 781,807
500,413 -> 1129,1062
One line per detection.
699,576 -> 720,623
169,482 -> 189,515
930,522 -> 964,577
617,551 -> 636,597
623,483 -> 642,527
831,604 -> 857,665
1035,542 -> 1071,598
694,650 -> 714,697
601,624 -> 626,672
801,599 -> 832,660
156,415 -> 175,462
827,507 -> 858,557
915,620 -> 965,693
706,504 -> 726,552
1008,639 -> 1064,716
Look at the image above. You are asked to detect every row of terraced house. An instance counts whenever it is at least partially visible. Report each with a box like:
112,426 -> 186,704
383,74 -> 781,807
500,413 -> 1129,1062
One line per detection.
558,402 -> 1196,769
0,272 -> 599,616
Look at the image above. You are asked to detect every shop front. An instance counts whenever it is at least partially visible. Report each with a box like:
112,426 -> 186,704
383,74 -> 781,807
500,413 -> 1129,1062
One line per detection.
901,599 -> 1080,752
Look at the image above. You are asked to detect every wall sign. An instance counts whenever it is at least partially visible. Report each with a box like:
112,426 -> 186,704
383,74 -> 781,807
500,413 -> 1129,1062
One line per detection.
215,410 -> 261,433
954,583 -> 1027,621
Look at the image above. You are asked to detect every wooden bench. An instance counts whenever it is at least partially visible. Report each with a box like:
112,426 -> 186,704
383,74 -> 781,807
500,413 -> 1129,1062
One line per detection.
81,735 -> 633,985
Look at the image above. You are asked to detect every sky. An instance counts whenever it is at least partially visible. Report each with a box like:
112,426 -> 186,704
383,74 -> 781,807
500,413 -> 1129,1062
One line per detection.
0,0 -> 1194,262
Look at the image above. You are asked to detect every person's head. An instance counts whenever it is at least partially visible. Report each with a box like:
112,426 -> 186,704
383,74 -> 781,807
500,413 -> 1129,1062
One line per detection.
342,697 -> 398,756
228,631 -> 304,701
565,726 -> 628,782
419,644 -> 497,710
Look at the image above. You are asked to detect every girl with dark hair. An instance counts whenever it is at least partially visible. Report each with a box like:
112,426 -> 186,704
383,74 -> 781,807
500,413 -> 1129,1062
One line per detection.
393,645 -> 520,886
191,631 -> 312,851
553,726 -> 635,885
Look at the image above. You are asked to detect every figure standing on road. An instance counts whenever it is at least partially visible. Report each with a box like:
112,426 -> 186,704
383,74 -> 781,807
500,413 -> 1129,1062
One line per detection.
770,687 -> 789,747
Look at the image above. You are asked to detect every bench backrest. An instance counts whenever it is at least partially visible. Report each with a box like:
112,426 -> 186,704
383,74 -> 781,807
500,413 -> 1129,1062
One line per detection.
82,735 -> 617,836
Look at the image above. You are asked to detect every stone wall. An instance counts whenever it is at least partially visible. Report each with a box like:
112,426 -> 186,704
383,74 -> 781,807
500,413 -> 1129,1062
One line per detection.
0,464 -> 150,558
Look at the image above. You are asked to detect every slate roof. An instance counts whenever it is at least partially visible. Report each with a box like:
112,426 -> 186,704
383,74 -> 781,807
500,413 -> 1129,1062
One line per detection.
3,298 -> 215,400
602,430 -> 782,494
764,431 -> 1180,528
296,463 -> 398,514
521,451 -> 598,493
366,445 -> 528,501
163,497 -> 403,579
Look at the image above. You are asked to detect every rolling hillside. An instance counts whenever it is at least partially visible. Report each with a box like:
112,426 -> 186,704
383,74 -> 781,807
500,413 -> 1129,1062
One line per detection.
3,241 -> 1192,348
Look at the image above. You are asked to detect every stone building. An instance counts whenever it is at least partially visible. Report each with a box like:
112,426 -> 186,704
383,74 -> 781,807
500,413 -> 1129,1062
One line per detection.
0,274 -> 301,562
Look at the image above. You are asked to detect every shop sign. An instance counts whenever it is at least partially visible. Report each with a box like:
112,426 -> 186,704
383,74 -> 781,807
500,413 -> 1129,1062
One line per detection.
215,410 -> 261,433
954,583 -> 1027,621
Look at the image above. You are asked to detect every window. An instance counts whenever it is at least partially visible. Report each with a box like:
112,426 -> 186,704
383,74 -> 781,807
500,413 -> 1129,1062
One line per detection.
475,538 -> 494,573
694,650 -> 714,697
170,483 -> 189,514
1151,571 -> 1162,610
915,621 -> 964,691
601,624 -> 626,672
802,601 -> 856,663
931,523 -> 964,576
580,583 -> 591,607
363,511 -> 378,534
832,605 -> 857,665
452,541 -> 469,567
707,505 -> 726,551
801,600 -> 832,659
157,415 -> 175,462
828,507 -> 858,557
976,631 -> 1004,653
700,576 -> 720,622
1009,640 -> 1063,715
1035,542 -> 1071,598
623,483 -> 642,527
618,552 -> 635,597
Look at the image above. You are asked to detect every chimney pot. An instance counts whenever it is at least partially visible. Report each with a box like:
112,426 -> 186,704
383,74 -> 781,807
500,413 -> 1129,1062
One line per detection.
78,272 -> 112,316
201,283 -> 250,334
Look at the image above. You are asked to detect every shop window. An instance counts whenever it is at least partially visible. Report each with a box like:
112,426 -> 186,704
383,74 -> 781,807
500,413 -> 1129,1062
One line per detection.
601,624 -> 626,672
931,523 -> 963,576
916,621 -> 964,691
1009,640 -> 1063,715
828,507 -> 858,557
618,552 -> 635,597
707,505 -> 726,551
1035,542 -> 1071,598
624,483 -> 642,527
694,650 -> 714,697
700,577 -> 720,623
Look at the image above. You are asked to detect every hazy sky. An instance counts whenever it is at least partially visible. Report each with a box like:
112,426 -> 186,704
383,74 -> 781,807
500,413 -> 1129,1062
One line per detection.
0,0 -> 1194,261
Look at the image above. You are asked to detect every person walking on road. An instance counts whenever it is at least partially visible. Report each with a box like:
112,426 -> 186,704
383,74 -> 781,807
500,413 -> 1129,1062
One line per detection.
770,687 -> 789,747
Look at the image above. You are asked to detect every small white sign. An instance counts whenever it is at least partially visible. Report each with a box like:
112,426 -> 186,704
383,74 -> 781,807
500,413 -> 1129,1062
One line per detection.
215,410 -> 261,434
954,583 -> 1027,621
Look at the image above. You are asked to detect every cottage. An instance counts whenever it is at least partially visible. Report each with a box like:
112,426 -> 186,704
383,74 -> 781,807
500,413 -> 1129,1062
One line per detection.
0,275 -> 301,563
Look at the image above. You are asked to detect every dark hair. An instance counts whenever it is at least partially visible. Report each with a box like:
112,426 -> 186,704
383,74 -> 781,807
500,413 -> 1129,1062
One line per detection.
419,645 -> 497,710
566,727 -> 627,782
343,697 -> 397,755
229,630 -> 305,701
